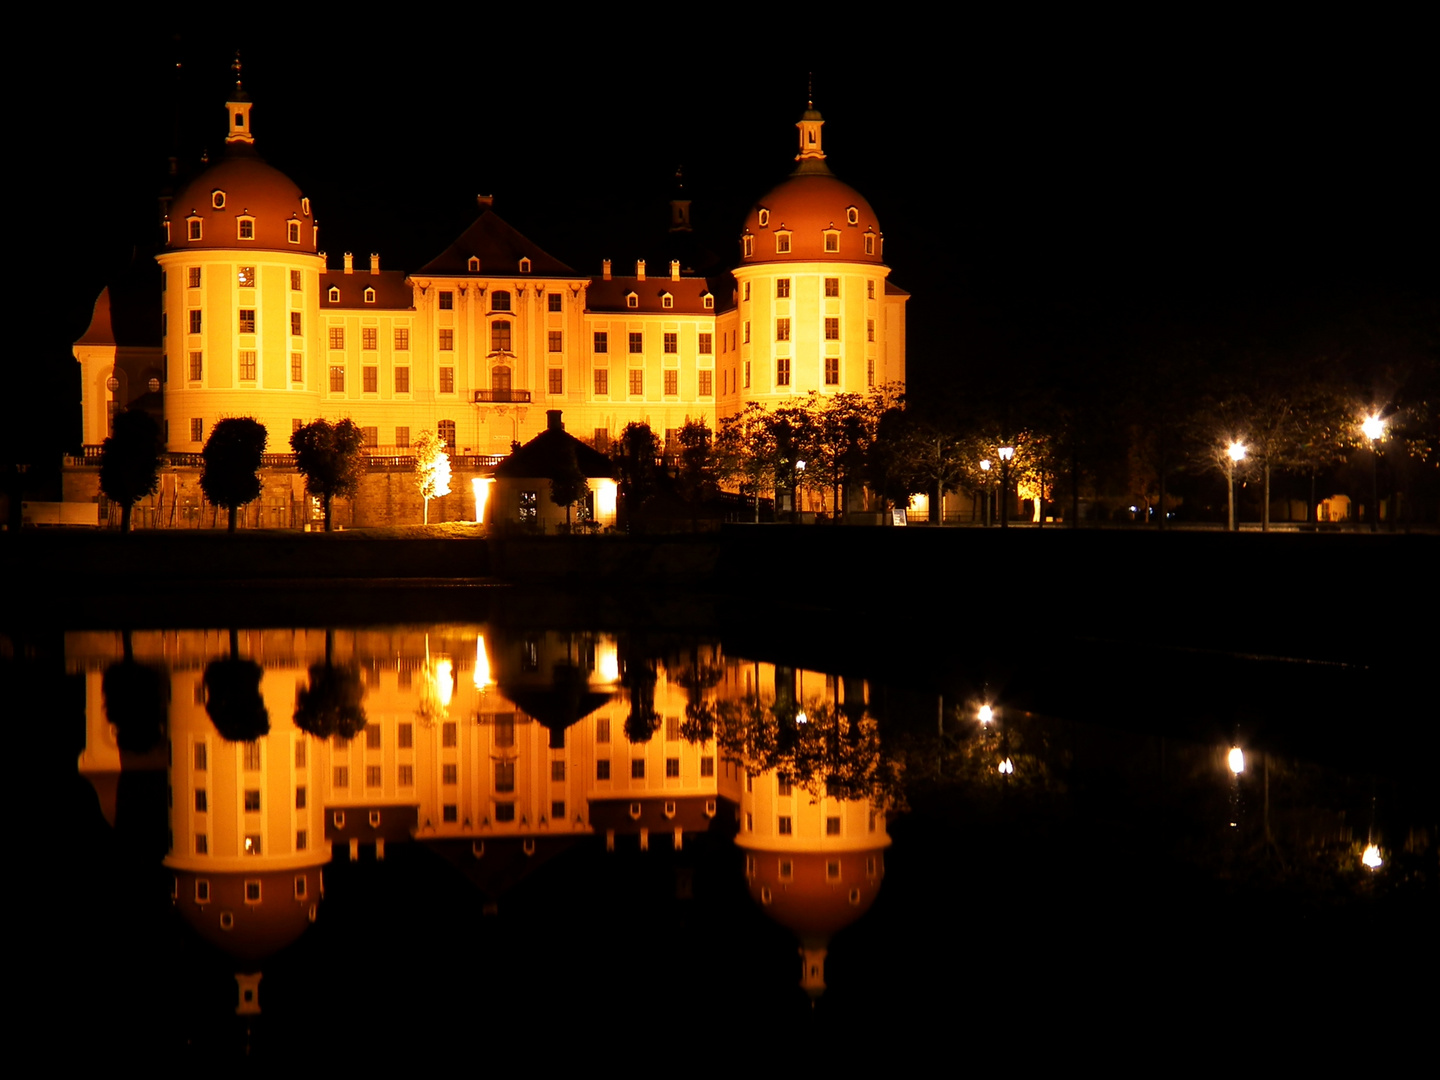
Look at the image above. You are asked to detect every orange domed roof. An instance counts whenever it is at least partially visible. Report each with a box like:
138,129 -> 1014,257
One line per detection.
167,150 -> 315,254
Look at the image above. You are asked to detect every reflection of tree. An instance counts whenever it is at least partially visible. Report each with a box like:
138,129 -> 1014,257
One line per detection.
204,628 -> 269,742
621,642 -> 659,744
672,645 -> 723,745
102,630 -> 166,753
716,698 -> 904,809
899,707 -> 1069,798
293,630 -> 367,740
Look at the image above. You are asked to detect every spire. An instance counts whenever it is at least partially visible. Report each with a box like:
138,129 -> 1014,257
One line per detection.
793,85 -> 831,176
225,51 -> 254,146
669,165 -> 692,233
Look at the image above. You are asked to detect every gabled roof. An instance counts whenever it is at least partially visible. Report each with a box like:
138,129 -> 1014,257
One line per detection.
493,412 -> 615,480
587,275 -> 718,314
320,270 -> 414,309
417,208 -> 575,277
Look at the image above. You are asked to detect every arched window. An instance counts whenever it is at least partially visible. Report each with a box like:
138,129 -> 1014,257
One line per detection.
491,320 -> 511,352
492,290 -> 511,312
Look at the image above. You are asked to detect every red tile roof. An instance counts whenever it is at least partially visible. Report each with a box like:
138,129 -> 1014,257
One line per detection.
319,270 -> 414,309
586,275 -> 718,314
417,208 -> 575,277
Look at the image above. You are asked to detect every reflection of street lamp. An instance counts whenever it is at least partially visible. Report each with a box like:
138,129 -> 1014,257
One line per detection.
1361,415 -> 1385,533
979,459 -> 991,526
794,460 -> 805,523
1227,441 -> 1247,532
998,446 -> 1015,529
978,704 -> 994,725
1228,746 -> 1245,774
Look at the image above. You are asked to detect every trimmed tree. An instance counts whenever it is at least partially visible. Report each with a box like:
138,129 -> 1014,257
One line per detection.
200,417 -> 268,532
290,418 -> 365,531
549,444 -> 590,530
99,409 -> 162,532
413,428 -> 452,524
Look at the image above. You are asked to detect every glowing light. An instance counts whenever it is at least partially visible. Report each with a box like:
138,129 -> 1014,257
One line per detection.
998,758 -> 1014,775
1228,441 -> 1247,463
978,704 -> 994,724
473,636 -> 492,690
796,711 -> 808,725
980,459 -> 991,472
1361,415 -> 1385,442
472,476 -> 494,523
1228,747 -> 1245,774
596,638 -> 620,683
435,658 -> 454,708
1362,844 -> 1382,869
998,446 -> 1014,462
595,478 -> 618,523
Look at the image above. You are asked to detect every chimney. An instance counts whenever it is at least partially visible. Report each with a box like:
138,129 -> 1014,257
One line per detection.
636,259 -> 646,281
602,259 -> 611,280
343,252 -> 353,274
370,253 -> 380,274
477,194 -> 494,209
670,260 -> 680,281
546,410 -> 563,432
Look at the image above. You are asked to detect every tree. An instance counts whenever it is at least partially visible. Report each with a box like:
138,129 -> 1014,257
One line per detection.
675,419 -> 718,525
290,418 -> 365,531
612,422 -> 660,530
98,409 -> 162,532
412,428 -> 451,525
549,444 -> 590,529
200,418 -> 267,533
716,402 -> 775,522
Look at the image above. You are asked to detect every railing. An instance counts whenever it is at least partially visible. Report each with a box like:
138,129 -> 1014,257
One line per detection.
66,449 -> 505,471
473,389 -> 532,403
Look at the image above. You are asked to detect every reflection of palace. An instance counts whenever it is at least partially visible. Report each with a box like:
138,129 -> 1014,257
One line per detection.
72,627 -> 892,1004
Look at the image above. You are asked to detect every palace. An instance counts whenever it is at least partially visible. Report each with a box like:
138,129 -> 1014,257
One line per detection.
75,76 -> 907,518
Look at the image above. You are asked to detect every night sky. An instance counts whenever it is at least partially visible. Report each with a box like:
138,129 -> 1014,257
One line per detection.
13,17 -> 1436,464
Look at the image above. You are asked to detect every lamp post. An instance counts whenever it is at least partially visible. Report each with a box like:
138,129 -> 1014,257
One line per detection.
794,460 -> 805,524
979,459 -> 991,526
1361,415 -> 1384,533
1226,441 -> 1247,532
998,446 -> 1015,529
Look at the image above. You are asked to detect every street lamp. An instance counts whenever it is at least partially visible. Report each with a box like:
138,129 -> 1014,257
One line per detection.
794,460 -> 805,524
1226,441 -> 1247,532
1362,415 -> 1385,533
998,446 -> 1014,529
979,459 -> 991,527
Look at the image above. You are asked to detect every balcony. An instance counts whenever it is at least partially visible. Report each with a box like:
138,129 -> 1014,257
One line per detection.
473,389 -> 531,404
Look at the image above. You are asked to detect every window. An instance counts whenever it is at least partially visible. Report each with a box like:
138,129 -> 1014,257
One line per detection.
743,321 -> 751,344
743,282 -> 751,301
826,816 -> 841,835
628,369 -> 643,396
775,278 -> 791,299
597,760 -> 611,780
439,367 -> 454,393
867,318 -> 875,342
238,266 -> 254,287
867,280 -> 876,300
825,231 -> 840,253
744,360 -> 750,388
188,219 -> 202,241
777,357 -> 790,386
743,235 -> 754,257
867,356 -> 875,387
776,318 -> 790,342
631,759 -> 645,779
238,218 -> 254,240
593,331 -> 608,353
395,327 -> 410,350
398,722 -> 413,749
628,332 -> 643,353
291,270 -> 302,291
239,350 -> 256,380
189,352 -> 203,381
195,789 -> 208,813
395,367 -> 410,393
290,312 -> 302,336
703,294 -> 714,309
491,320 -> 511,352
847,206 -> 859,225
329,327 -> 345,349
825,357 -> 839,385
438,420 -> 456,452
395,426 -> 409,447
295,786 -> 306,809
549,330 -> 563,352
295,742 -> 305,769
288,221 -> 301,243
438,329 -> 454,351
361,327 -> 377,350
663,333 -> 677,354
779,859 -> 794,880
698,370 -> 712,397
548,292 -> 562,312
443,805 -> 457,823
825,317 -> 840,340
195,834 -> 208,854
778,816 -> 793,835
826,860 -> 841,881
596,718 -> 610,743
334,766 -> 349,787
593,369 -> 608,395
758,209 -> 770,226
519,491 -> 537,520
439,291 -> 454,310
825,278 -> 840,297
664,370 -> 677,395
189,310 -> 202,333
547,368 -> 563,394
442,720 -> 457,747
188,267 -> 201,288
519,258 -> 531,273
626,293 -> 638,309
363,287 -> 375,304
495,761 -> 515,793
494,801 -> 516,823
778,777 -> 793,797
196,879 -> 211,902
329,365 -> 344,392
239,310 -> 255,333
244,742 -> 261,770
700,756 -> 714,777
775,232 -> 791,253
551,800 -> 565,819
865,234 -> 875,255
328,287 -> 340,302
665,758 -> 680,778
295,876 -> 308,899
492,290 -> 511,312
398,764 -> 414,786
366,765 -> 382,787
662,294 -> 674,310
698,332 -> 712,354
468,256 -> 480,271
296,829 -> 308,850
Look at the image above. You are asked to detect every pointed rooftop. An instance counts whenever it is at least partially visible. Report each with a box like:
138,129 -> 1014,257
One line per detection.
417,203 -> 575,277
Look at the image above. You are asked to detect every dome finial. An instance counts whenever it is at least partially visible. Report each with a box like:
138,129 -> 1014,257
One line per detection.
225,52 -> 254,145
807,72 -> 813,111
795,86 -> 827,172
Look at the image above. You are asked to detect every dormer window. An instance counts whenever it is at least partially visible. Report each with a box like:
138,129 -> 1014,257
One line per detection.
187,218 -> 202,241
364,287 -> 376,304
864,233 -> 876,255
702,293 -> 714,309
328,286 -> 340,303
775,231 -> 791,254
626,293 -> 638,309
237,217 -> 255,240
519,257 -> 531,273
742,235 -> 754,257
212,190 -> 226,210
847,206 -> 859,225
467,256 -> 480,271
758,208 -> 770,227
824,230 -> 840,253
288,220 -> 301,244
492,290 -> 511,312
661,293 -> 673,309
301,197 -> 311,216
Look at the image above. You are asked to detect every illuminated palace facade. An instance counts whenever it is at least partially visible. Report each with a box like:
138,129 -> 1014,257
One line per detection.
77,86 -> 906,471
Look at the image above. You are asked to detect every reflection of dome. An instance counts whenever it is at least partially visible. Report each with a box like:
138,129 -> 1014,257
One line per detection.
168,151 -> 315,253
747,848 -> 886,943
174,868 -> 321,963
